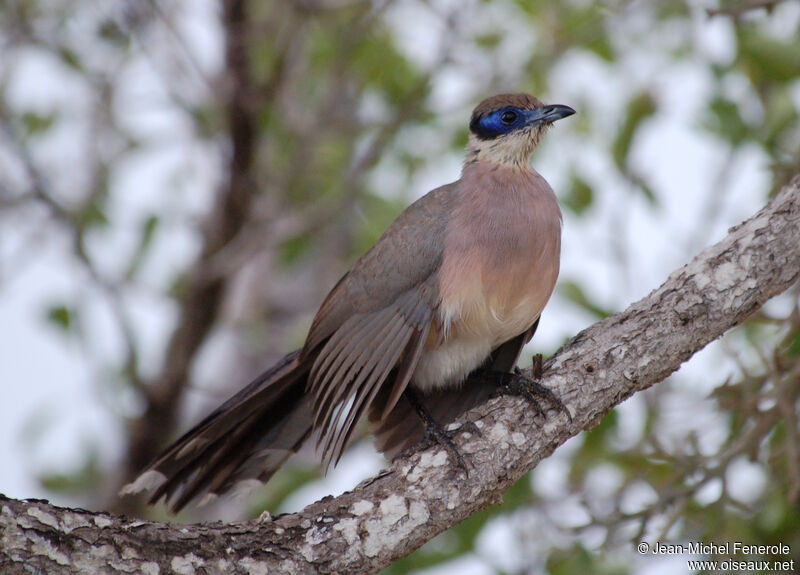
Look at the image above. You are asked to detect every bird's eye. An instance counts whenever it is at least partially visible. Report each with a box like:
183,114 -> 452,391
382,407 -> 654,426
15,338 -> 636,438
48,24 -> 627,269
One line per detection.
500,110 -> 518,124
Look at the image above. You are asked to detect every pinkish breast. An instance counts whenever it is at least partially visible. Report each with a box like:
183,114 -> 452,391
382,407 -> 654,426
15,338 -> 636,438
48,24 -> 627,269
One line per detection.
412,162 -> 561,392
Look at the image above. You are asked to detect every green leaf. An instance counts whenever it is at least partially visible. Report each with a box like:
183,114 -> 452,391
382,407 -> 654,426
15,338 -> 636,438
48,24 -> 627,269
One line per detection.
567,5 -> 616,62
762,89 -> 799,154
612,92 -> 656,172
77,199 -> 109,228
583,409 -> 618,449
560,280 -> 612,319
585,34 -> 615,62
46,305 -> 75,332
450,126 -> 470,151
168,271 -> 188,301
737,26 -> 800,87
704,96 -> 750,146
58,46 -> 83,71
279,233 -> 313,265
127,214 -> 159,279
547,543 -> 629,575
563,173 -> 594,215
475,31 -> 503,49
40,451 -> 100,494
21,112 -> 56,136
351,30 -> 421,104
189,104 -> 223,139
633,175 -> 657,205
97,19 -> 129,48
783,328 -> 800,358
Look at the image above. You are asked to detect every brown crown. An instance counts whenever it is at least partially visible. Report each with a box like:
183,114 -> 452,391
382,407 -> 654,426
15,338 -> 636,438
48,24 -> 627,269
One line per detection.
470,93 -> 543,123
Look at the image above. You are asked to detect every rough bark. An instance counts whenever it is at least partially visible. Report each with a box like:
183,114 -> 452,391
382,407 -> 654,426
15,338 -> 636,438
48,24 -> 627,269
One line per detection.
2,177 -> 799,574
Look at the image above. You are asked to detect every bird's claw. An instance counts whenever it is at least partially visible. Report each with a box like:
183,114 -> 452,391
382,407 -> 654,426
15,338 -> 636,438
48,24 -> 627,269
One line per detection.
394,420 -> 479,474
397,388 -> 479,474
489,355 -> 571,422
419,421 -> 475,474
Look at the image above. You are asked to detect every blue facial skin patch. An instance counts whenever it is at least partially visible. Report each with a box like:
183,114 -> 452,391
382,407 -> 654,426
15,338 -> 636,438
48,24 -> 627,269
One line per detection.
471,107 -> 530,140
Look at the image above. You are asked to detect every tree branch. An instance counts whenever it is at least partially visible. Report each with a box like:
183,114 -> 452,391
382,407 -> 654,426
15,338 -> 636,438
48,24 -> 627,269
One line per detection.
706,0 -> 784,18
2,177 -> 799,574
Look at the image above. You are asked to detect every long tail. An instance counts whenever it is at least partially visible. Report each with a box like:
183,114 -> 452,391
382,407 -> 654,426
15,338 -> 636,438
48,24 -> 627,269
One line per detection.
121,350 -> 313,513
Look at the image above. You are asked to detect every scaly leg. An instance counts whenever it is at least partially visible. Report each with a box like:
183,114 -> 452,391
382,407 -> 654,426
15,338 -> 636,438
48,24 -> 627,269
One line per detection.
476,354 -> 571,421
400,387 -> 480,473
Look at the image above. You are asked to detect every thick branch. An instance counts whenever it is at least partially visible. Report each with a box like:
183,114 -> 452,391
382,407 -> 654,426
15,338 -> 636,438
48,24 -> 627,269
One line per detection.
2,178 -> 799,574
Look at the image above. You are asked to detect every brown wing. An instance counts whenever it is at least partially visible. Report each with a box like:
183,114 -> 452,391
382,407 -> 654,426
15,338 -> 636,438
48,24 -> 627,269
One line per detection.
310,290 -> 434,467
303,183 -> 456,353
301,183 -> 458,466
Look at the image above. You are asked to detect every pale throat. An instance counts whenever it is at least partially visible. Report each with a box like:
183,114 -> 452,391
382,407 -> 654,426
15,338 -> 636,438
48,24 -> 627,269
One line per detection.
465,129 -> 544,169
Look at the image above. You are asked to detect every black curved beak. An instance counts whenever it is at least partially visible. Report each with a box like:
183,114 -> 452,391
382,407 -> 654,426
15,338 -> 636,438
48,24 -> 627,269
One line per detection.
525,104 -> 576,126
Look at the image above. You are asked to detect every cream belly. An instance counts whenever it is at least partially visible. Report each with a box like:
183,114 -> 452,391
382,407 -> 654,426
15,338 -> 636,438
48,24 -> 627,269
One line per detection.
412,336 -> 493,393
412,290 -> 547,393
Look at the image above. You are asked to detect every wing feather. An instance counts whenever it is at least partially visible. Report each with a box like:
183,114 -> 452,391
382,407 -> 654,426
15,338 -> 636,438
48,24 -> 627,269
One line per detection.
307,286 -> 438,467
308,313 -> 370,393
314,313 -> 406,441
322,320 -> 413,466
379,298 -> 433,421
311,311 -> 399,424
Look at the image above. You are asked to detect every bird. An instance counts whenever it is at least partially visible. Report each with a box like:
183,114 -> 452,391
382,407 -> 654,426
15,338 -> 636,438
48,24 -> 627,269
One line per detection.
122,93 -> 575,512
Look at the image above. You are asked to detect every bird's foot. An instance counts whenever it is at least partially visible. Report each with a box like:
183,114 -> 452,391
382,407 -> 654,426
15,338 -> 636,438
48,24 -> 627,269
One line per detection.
417,420 -> 480,473
483,355 -> 571,421
398,388 -> 480,474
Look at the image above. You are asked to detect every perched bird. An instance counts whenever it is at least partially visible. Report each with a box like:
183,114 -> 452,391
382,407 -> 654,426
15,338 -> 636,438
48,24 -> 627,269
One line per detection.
122,93 -> 575,512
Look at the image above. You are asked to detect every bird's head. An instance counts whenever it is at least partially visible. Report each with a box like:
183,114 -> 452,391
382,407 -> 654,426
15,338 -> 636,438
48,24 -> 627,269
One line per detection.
466,93 -> 575,168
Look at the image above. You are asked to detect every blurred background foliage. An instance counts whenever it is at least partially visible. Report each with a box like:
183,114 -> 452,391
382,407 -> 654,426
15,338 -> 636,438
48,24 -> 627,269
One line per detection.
1,0 -> 799,573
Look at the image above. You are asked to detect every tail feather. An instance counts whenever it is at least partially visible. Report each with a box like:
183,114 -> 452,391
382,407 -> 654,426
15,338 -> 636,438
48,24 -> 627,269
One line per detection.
121,350 -> 314,512
172,384 -> 314,511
